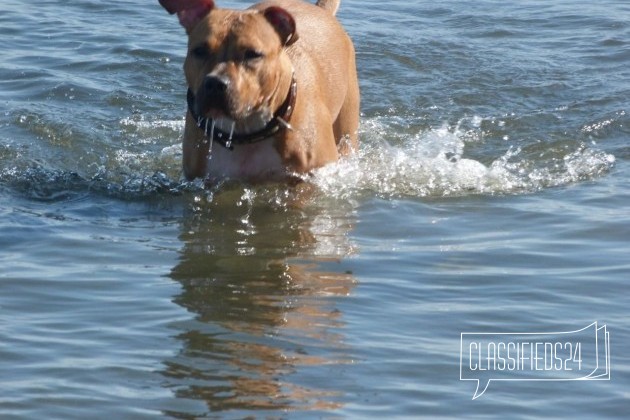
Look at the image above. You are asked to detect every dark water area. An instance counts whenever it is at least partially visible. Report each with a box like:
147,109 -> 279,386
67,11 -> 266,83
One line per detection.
1,0 -> 629,418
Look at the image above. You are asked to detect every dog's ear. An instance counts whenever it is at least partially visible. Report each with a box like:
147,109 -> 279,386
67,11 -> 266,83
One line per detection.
263,6 -> 299,47
159,0 -> 215,33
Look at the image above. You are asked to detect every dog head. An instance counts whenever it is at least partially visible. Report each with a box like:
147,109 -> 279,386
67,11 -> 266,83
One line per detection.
159,1 -> 298,134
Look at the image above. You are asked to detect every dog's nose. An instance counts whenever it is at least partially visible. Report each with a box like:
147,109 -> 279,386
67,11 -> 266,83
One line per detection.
203,75 -> 229,95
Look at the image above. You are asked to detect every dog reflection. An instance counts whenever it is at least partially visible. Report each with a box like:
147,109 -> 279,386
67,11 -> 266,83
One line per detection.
164,187 -> 357,414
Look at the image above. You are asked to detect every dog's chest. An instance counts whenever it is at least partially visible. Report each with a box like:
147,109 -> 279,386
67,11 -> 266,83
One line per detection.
206,140 -> 286,181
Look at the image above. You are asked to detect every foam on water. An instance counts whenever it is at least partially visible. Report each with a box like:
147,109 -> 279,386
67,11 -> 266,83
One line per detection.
311,116 -> 616,199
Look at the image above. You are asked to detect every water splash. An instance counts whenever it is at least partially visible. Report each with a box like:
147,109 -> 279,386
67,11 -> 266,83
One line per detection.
1,114 -> 616,202
311,116 -> 616,199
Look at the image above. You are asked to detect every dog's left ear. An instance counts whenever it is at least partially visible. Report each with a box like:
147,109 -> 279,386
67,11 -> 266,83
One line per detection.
159,0 -> 215,33
263,6 -> 299,47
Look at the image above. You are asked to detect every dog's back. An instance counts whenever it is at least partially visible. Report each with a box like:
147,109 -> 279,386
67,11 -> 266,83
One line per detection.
315,0 -> 340,15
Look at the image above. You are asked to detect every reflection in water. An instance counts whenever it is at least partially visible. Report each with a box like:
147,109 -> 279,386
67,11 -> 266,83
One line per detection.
164,185 -> 357,415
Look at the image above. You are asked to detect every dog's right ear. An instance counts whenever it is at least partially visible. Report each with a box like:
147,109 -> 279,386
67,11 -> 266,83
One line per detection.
159,0 -> 215,33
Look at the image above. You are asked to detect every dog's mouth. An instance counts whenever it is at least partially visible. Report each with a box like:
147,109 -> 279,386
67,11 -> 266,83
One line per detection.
208,112 -> 274,137
194,91 -> 273,136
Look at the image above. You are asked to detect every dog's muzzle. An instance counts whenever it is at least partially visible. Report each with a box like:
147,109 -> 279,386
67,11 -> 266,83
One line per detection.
195,74 -> 232,117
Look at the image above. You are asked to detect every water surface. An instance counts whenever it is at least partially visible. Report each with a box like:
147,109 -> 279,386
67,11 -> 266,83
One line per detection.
1,0 -> 628,417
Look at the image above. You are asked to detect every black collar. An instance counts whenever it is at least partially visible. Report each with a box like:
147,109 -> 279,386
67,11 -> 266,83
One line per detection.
187,74 -> 297,151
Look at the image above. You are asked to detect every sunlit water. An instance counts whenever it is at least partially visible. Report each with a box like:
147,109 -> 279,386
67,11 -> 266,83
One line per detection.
1,0 -> 629,418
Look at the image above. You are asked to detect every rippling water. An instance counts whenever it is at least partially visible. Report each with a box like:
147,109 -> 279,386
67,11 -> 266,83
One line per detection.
1,0 -> 629,418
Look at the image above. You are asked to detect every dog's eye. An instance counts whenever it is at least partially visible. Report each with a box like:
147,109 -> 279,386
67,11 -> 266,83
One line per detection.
192,45 -> 210,60
243,49 -> 264,62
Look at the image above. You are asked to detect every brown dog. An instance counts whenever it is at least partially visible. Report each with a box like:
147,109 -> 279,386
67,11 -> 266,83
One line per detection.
158,0 -> 359,182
